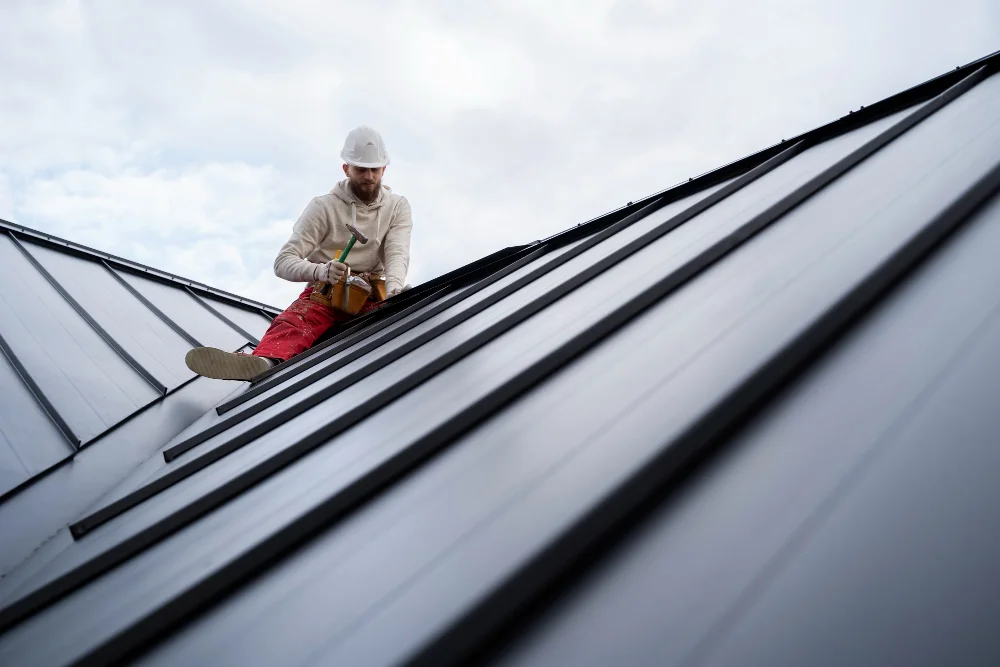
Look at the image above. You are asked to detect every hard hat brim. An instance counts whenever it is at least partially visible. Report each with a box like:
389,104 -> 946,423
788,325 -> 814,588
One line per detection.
341,149 -> 389,168
342,158 -> 389,168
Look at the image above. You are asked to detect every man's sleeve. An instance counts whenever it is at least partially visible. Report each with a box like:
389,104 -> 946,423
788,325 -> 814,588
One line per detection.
383,197 -> 413,293
273,198 -> 329,284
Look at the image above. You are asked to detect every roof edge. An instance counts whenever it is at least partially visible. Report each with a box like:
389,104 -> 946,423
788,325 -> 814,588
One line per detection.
0,218 -> 283,315
537,47 -> 1000,248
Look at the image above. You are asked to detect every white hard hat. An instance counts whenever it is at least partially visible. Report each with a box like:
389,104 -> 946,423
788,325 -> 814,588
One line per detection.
340,125 -> 390,168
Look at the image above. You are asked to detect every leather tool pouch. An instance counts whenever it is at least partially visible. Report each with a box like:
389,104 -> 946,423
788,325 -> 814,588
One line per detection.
308,258 -> 384,314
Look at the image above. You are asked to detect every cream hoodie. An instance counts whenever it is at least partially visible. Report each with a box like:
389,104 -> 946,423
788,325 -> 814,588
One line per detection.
273,179 -> 413,293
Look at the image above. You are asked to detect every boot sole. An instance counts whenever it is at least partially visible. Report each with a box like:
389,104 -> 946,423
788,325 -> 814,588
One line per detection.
185,347 -> 270,381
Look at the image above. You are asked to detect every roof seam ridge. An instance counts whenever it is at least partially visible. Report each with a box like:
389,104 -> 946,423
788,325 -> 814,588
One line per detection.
0,218 -> 282,314
183,287 -> 260,347
100,261 -> 203,348
7,231 -> 169,396
0,329 -> 79,451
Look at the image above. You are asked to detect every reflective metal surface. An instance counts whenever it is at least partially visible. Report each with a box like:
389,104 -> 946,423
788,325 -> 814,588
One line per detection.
0,217 -> 283,587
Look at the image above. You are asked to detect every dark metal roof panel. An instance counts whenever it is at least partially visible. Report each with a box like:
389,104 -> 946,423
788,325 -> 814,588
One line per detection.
201,298 -> 273,342
681,303 -> 1000,667
487,189 -> 1000,667
0,218 -> 276,580
0,235 -> 161,445
0,352 -> 69,496
0,373 -> 245,588
118,270 -> 251,353
22,241 -> 196,388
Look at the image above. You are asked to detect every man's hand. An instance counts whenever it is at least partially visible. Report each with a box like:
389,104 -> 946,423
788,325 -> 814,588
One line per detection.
386,282 -> 411,298
313,260 -> 347,284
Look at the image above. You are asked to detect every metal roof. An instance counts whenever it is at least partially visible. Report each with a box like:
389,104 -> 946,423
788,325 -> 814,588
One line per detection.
0,220 -> 281,575
2,49 -> 1000,666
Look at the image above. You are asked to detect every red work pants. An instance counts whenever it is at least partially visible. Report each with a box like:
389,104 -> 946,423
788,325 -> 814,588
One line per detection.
252,285 -> 383,362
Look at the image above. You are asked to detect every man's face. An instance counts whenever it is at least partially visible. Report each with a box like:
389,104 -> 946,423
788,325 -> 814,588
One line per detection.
343,164 -> 384,202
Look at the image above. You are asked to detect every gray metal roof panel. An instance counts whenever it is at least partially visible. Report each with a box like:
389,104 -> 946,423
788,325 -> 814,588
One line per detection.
0,349 -> 71,497
118,271 -> 251,353
0,235 -> 161,444
0,374 -> 246,588
0,215 -> 278,586
201,298 -> 273,343
23,241 -> 196,388
487,187 -> 1000,667
688,303 -> 1000,667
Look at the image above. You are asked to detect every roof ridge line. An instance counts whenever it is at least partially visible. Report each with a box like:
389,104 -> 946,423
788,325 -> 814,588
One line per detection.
0,218 -> 282,314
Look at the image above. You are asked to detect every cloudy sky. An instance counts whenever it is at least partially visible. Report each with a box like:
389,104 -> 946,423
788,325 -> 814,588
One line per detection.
1,1 -> 997,308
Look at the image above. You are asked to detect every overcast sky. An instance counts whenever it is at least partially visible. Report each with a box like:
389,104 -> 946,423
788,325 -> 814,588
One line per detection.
1,1 -> 997,308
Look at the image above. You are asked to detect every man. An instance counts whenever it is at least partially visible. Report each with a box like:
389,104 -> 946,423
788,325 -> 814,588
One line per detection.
185,125 -> 412,381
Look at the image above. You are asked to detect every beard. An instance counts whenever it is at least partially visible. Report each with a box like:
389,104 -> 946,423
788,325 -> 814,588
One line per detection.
349,174 -> 381,203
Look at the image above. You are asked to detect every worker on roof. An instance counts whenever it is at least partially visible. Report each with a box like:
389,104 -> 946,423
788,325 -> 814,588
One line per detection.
185,125 -> 413,380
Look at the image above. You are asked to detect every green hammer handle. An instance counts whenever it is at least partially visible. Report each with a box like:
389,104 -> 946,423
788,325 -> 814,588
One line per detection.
338,236 -> 357,262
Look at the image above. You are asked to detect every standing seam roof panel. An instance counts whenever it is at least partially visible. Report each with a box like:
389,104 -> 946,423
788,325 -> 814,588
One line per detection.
0,351 -> 70,496
22,241 -> 196,388
686,286 -> 1000,667
486,182 -> 1000,667
0,370 -> 251,600
200,297 -> 274,343
0,235 -> 161,444
118,271 -> 251,353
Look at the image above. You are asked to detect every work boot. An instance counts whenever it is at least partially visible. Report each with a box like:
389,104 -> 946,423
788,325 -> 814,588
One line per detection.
185,347 -> 275,381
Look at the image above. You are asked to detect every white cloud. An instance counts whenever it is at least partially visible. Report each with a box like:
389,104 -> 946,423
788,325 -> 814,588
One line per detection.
1,0 -> 997,308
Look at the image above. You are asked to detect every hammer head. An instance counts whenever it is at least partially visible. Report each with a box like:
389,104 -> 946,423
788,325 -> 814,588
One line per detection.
346,223 -> 369,244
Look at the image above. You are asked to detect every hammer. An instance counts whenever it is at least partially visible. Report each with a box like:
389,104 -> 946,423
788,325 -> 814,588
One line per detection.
338,223 -> 369,263
317,223 -> 369,300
